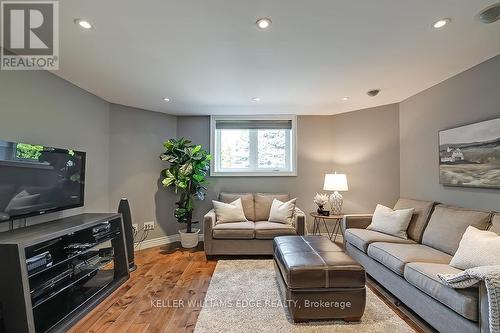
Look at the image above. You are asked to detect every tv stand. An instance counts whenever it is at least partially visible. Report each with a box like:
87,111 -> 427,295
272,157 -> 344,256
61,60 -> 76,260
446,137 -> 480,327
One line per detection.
0,213 -> 129,333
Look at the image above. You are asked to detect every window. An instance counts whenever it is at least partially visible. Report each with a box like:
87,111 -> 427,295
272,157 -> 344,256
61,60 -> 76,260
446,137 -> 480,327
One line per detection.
210,115 -> 297,176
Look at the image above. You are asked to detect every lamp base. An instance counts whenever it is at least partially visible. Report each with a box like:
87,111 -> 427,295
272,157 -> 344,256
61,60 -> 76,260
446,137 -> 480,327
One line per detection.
330,191 -> 343,215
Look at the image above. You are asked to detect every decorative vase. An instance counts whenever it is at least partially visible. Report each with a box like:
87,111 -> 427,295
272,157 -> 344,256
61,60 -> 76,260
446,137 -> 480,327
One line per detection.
179,228 -> 200,248
317,205 -> 324,214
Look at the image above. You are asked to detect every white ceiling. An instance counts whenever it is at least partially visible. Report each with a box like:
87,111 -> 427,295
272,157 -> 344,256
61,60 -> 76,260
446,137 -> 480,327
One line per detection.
55,0 -> 500,115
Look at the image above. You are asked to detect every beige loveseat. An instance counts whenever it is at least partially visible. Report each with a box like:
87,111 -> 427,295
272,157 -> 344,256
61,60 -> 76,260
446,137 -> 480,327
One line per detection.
343,198 -> 499,333
204,193 -> 306,255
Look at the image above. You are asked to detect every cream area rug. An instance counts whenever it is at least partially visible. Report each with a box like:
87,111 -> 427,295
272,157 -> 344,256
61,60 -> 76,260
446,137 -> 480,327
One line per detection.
194,260 -> 415,333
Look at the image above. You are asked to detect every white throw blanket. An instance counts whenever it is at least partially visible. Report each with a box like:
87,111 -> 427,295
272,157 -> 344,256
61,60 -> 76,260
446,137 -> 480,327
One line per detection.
438,266 -> 500,333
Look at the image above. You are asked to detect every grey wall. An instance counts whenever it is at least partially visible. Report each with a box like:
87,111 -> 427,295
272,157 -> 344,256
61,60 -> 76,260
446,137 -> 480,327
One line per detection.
330,104 -> 400,213
109,104 -> 178,239
0,71 -> 110,229
177,104 -> 400,232
400,55 -> 500,210
5,55 -> 497,241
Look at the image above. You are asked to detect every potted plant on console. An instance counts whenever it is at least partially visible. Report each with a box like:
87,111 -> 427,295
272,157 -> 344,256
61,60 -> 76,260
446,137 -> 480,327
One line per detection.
160,138 -> 211,248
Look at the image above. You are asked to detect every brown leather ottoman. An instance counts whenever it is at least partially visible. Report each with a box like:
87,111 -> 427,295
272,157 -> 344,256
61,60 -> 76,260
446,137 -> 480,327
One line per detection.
273,235 -> 366,322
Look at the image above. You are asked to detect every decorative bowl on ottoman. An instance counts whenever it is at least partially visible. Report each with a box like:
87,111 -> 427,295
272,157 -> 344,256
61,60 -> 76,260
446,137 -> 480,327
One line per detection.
273,235 -> 366,322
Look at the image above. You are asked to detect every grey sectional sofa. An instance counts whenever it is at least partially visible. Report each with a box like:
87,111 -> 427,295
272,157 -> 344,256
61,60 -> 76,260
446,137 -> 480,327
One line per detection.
343,198 -> 498,333
204,192 -> 306,255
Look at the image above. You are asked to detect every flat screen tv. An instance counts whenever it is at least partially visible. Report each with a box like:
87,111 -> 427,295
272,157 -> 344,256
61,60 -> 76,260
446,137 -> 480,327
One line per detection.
0,140 -> 86,222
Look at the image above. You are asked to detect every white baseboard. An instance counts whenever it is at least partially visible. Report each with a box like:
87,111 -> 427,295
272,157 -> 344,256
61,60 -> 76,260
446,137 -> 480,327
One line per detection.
134,233 -> 204,251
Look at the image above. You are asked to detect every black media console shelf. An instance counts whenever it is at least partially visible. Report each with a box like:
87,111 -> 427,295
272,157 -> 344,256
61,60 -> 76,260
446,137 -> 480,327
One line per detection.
0,213 -> 130,333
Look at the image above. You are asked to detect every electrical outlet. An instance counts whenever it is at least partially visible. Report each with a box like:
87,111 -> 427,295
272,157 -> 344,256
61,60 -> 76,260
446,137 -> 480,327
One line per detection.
143,221 -> 155,231
132,224 -> 139,233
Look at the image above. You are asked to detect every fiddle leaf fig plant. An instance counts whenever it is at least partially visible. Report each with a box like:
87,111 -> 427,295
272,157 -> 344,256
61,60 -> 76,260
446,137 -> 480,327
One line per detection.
160,138 -> 211,233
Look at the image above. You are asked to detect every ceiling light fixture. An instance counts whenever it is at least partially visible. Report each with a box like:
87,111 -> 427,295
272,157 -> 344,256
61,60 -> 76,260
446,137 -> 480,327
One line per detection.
478,3 -> 500,24
74,19 -> 94,30
433,18 -> 451,29
163,97 -> 171,102
252,97 -> 261,102
367,89 -> 381,97
256,18 -> 272,30
342,97 -> 349,101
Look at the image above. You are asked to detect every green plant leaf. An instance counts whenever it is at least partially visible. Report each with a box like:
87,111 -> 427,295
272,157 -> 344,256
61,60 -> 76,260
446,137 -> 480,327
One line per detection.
162,177 -> 174,187
160,138 -> 211,224
179,162 -> 193,176
192,174 -> 204,182
163,140 -> 174,150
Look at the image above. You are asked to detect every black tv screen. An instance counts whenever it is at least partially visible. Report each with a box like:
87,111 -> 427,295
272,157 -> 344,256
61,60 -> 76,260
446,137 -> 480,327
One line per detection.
0,140 -> 85,222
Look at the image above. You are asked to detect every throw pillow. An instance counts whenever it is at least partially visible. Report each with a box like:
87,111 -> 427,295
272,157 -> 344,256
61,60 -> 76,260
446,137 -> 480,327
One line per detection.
268,198 -> 297,224
367,204 -> 414,239
450,226 -> 500,270
212,198 -> 248,224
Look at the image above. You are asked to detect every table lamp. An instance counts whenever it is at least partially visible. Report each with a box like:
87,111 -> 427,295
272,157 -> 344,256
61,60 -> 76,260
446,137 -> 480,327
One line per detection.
323,173 -> 348,215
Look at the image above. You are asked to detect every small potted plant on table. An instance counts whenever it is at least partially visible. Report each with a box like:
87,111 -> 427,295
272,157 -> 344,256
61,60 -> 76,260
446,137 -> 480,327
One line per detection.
160,138 -> 211,248
314,193 -> 330,216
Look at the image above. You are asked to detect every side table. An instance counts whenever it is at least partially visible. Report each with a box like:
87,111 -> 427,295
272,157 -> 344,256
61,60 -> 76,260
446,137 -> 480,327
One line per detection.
310,213 -> 344,242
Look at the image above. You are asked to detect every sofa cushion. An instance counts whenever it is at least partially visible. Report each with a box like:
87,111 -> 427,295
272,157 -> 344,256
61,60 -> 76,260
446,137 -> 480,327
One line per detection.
421,205 -> 492,255
212,198 -> 248,224
254,193 -> 289,221
268,198 -> 296,224
404,263 -> 478,321
344,228 -> 416,253
393,198 -> 435,242
212,221 -> 255,239
450,226 -> 500,270
367,243 -> 452,276
219,192 -> 255,221
254,221 -> 296,239
490,214 -> 500,235
367,204 -> 414,239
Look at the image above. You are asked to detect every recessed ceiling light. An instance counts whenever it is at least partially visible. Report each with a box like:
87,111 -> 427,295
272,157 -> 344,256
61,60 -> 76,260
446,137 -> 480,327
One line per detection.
367,89 -> 381,97
252,97 -> 261,102
74,19 -> 94,30
478,3 -> 500,24
433,18 -> 451,29
342,97 -> 349,101
163,97 -> 171,102
256,18 -> 272,30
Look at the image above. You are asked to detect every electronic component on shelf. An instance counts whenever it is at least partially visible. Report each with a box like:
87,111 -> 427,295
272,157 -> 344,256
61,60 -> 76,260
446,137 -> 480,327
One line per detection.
26,251 -> 53,274
92,222 -> 111,235
74,222 -> 119,244
98,247 -> 114,258
30,267 -> 73,300
64,243 -> 95,255
72,251 -> 100,275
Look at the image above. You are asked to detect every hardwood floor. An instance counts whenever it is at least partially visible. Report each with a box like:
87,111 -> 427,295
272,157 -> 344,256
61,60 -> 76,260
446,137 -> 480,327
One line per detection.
69,243 -> 216,333
70,242 -> 429,333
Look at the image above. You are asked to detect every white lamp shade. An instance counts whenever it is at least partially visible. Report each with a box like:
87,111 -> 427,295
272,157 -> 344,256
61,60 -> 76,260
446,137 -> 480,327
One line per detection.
323,173 -> 348,191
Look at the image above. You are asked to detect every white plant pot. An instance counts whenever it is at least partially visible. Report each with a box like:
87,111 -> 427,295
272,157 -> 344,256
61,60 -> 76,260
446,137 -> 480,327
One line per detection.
179,228 -> 200,248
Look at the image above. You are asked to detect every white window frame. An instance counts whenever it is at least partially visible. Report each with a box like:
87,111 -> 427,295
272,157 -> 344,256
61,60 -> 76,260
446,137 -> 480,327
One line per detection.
210,115 -> 297,177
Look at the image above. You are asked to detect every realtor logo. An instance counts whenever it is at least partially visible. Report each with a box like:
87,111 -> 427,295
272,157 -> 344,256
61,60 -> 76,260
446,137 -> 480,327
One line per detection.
1,1 -> 59,70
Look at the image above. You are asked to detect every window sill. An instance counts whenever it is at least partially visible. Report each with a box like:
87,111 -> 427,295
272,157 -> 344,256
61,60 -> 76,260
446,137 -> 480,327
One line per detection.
210,170 -> 297,177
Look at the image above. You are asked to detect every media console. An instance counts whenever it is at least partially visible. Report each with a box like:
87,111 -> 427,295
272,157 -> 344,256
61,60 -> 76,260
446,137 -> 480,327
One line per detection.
0,213 -> 129,333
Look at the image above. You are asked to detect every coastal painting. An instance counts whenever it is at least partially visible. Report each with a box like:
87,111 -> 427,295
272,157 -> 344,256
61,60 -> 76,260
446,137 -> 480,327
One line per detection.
439,117 -> 500,188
